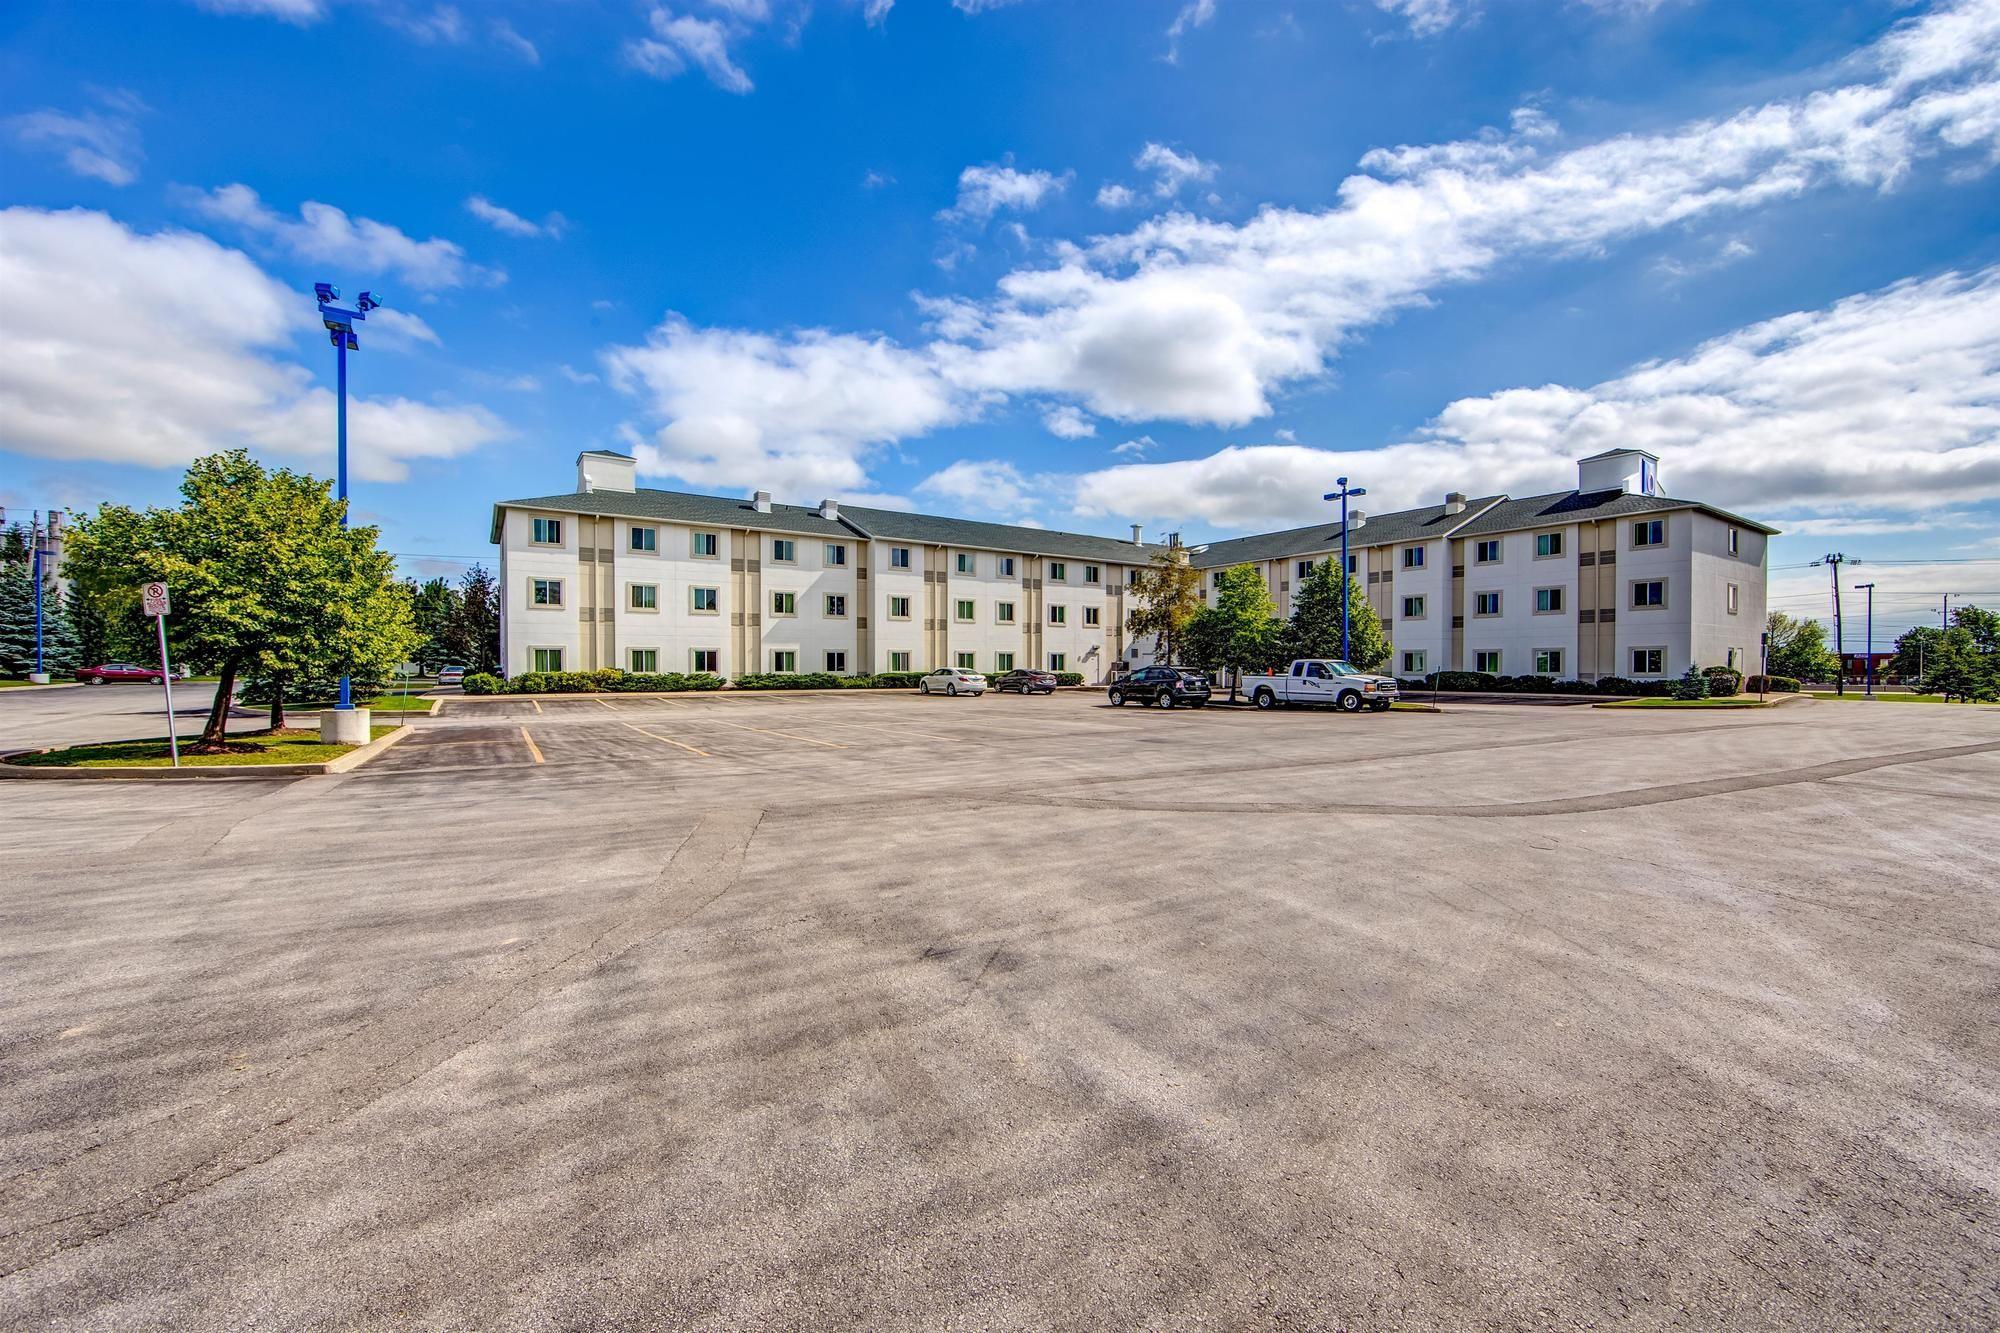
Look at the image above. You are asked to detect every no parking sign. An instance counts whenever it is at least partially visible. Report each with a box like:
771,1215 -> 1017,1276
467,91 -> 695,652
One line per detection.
141,582 -> 171,617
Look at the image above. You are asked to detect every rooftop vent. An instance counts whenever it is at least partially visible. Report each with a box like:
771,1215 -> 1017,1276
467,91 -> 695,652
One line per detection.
753,490 -> 772,514
1131,523 -> 1144,545
819,499 -> 839,521
1348,510 -> 1367,530
1444,492 -> 1467,515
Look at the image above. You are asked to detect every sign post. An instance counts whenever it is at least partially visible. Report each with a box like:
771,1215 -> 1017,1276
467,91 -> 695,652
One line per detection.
141,582 -> 179,768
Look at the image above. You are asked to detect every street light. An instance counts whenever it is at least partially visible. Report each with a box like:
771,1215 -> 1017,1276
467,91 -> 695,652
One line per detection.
1856,582 -> 1875,698
1323,476 -> 1366,663
313,282 -> 382,711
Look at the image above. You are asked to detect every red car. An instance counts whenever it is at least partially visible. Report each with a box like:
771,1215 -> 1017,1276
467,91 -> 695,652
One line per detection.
76,662 -> 168,685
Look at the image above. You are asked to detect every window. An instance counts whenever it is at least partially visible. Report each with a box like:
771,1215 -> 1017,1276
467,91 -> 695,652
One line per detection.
1475,539 -> 1502,564
890,546 -> 911,569
825,594 -> 847,617
772,650 -> 797,673
1728,527 -> 1741,556
1535,532 -> 1563,559
1402,595 -> 1426,619
630,526 -> 656,553
956,652 -> 975,670
889,596 -> 912,619
1474,650 -> 1502,674
1727,583 -> 1740,615
1000,557 -> 1016,576
1127,568 -> 1141,586
630,648 -> 658,673
771,591 -> 796,616
1632,580 -> 1665,609
1084,565 -> 1100,584
1083,606 -> 1100,627
996,601 -> 1016,623
996,652 -> 1014,672
1049,562 -> 1066,581
1632,648 -> 1664,675
1212,571 -> 1224,589
1048,604 -> 1066,625
531,578 -> 563,607
1727,647 -> 1740,669
1347,555 -> 1357,575
1535,649 -> 1563,675
889,651 -> 912,671
531,516 -> 562,545
771,539 -> 796,563
956,552 -> 975,574
692,531 -> 719,558
1297,560 -> 1315,580
826,543 -> 847,567
1534,587 -> 1563,614
1632,519 -> 1665,548
691,649 -> 719,673
1402,650 -> 1426,675
1402,546 -> 1425,569
629,583 -> 658,611
1049,653 -> 1066,671
691,586 -> 719,613
1474,591 -> 1501,616
532,646 -> 564,672
956,599 -> 976,621
826,651 -> 847,673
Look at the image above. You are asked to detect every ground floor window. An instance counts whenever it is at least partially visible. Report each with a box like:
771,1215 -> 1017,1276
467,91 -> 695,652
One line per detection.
1402,650 -> 1425,674
995,652 -> 1014,672
1727,647 -> 1740,669
889,650 -> 912,672
1632,647 -> 1664,675
956,652 -> 975,670
691,649 -> 719,673
825,651 -> 847,673
1049,653 -> 1066,671
532,646 -> 564,672
772,650 -> 797,673
1474,649 -> 1502,674
1535,649 -> 1562,675
630,648 -> 658,673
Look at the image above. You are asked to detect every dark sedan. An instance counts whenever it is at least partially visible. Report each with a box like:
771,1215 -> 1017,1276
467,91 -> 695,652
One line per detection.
993,669 -> 1058,695
1106,666 -> 1212,709
75,662 -> 168,685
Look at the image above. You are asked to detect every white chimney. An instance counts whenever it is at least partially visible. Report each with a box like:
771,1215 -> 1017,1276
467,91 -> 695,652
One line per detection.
1347,510 -> 1366,530
753,490 -> 772,514
1443,492 -> 1467,515
576,451 -> 636,495
1131,524 -> 1144,545
819,498 -> 839,521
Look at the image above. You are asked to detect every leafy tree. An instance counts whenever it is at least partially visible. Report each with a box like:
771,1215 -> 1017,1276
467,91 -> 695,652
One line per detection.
1891,625 -> 1944,688
1184,564 -> 1284,700
1935,604 -> 1999,701
1765,611 -> 1839,684
0,562 -> 81,677
456,564 -> 501,674
406,576 -> 463,671
1282,558 -> 1390,671
63,450 -> 418,749
1125,547 -> 1204,666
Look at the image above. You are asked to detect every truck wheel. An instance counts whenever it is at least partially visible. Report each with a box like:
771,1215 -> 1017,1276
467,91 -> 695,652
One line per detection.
1108,688 -> 1125,707
1253,689 -> 1276,710
1337,690 -> 1363,712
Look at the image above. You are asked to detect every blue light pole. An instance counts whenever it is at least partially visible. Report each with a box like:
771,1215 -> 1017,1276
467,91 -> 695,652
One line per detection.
313,283 -> 382,711
1856,581 -> 1875,699
31,512 -> 45,684
1324,476 -> 1366,663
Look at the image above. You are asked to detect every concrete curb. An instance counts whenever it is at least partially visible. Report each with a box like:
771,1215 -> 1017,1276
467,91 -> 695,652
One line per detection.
444,685 -> 1099,702
0,719 -> 417,781
0,681 -> 87,693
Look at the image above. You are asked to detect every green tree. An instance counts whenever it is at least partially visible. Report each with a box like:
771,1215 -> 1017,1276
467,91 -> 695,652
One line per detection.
1282,558 -> 1390,672
1890,625 -> 1944,688
1125,547 -> 1204,666
1672,662 -> 1710,700
0,563 -> 80,677
1941,604 -> 1999,701
63,450 -> 418,748
1765,611 -> 1839,683
406,576 -> 463,671
1184,564 -> 1284,700
456,564 -> 501,674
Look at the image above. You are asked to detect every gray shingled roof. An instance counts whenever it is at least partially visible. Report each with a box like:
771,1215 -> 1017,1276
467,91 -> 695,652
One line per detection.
834,503 -> 1157,562
1452,489 -> 1779,537
1187,497 -> 1504,567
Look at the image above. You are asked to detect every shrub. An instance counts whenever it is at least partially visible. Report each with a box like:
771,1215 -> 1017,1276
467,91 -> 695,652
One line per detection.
1744,674 -> 1800,694
494,669 -> 724,695
1702,666 -> 1743,697
858,671 -> 926,689
1672,665 -> 1711,700
1505,674 -> 1556,693
1432,671 -> 1496,691
462,672 -> 503,695
1054,672 -> 1085,686
732,671 -> 845,690
1549,678 -> 1604,695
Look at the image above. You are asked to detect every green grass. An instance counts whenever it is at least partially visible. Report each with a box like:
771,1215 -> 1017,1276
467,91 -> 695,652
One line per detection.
7,725 -> 394,769
1806,691 -> 1962,703
1389,701 -> 1440,711
0,678 -> 55,688
276,693 -> 436,712
1596,697 -> 1775,709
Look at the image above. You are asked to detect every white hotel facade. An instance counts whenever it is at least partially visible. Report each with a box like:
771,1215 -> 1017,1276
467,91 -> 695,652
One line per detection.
492,447 -> 1773,685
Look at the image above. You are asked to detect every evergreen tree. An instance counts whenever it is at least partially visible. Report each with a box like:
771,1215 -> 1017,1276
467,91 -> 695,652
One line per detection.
457,564 -> 501,674
407,576 -> 463,670
0,564 -> 82,677
1282,558 -> 1390,671
1672,662 -> 1710,700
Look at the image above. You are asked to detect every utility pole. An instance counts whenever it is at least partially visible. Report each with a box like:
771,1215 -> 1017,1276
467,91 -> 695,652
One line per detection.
1815,552 -> 1847,696
1856,582 -> 1875,699
1942,593 -> 1955,631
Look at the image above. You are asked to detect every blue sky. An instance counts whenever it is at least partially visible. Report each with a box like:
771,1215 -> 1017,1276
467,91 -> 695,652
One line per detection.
4,0 -> 1999,643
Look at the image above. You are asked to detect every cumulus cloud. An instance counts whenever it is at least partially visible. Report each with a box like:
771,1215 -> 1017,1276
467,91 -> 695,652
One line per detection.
1375,0 -> 1463,38
0,207 -> 504,482
492,19 -> 540,63
1096,183 -> 1138,209
1165,0 -> 1216,62
185,184 -> 502,291
1070,266 -> 2000,528
625,7 -> 755,93
189,0 -> 325,21
1135,141 -> 1217,197
918,459 -> 1034,511
1112,436 -> 1156,457
1042,404 -> 1097,438
465,195 -> 568,239
940,163 -> 1071,222
8,89 -> 147,186
386,4 -> 466,44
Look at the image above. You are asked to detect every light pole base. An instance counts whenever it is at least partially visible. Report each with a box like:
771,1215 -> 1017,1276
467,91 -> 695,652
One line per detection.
28,672 -> 51,685
320,707 -> 372,745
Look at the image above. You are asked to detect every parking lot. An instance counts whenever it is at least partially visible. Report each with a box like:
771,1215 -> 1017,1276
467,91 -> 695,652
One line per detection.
2,690 -> 1997,1328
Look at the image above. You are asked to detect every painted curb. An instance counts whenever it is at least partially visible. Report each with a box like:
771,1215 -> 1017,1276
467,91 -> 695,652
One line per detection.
0,681 -> 88,693
0,720 -> 417,781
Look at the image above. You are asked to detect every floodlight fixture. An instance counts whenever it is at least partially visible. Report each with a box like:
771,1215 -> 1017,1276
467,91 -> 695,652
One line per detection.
314,282 -> 338,304
357,291 -> 383,312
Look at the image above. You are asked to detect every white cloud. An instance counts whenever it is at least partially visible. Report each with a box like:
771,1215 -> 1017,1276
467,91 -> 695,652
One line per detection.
1096,183 -> 1138,209
189,0 -> 324,21
1165,0 -> 1216,63
625,7 -> 754,93
186,184 -> 502,290
1375,0 -> 1463,38
603,318 -> 966,495
465,195 -> 567,239
1042,404 -> 1097,438
1070,265 -> 2000,528
940,163 -> 1070,222
1135,141 -> 1217,197
370,308 -> 443,347
863,169 -> 895,188
0,207 -> 504,482
559,364 -> 601,385
1653,235 -> 1756,283
863,0 -> 895,25
1112,435 -> 1156,457
387,5 -> 467,44
492,19 -> 540,63
8,90 -> 146,186
952,0 -> 1027,12
918,459 -> 1033,510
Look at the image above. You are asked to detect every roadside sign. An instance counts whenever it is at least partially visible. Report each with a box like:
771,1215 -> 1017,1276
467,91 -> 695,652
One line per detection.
141,582 -> 171,616
139,582 -> 179,767
396,662 -> 421,677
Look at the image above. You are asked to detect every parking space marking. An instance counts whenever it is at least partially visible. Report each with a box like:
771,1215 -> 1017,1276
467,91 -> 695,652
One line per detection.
596,699 -> 620,711
621,722 -> 709,757
521,727 -> 545,764
708,719 -> 848,749
531,698 -> 544,715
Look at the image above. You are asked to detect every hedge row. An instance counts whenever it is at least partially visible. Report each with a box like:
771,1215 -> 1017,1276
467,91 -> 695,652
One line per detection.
1744,674 -> 1801,693
462,670 -> 725,695
731,671 -> 927,691
1394,672 -> 1698,698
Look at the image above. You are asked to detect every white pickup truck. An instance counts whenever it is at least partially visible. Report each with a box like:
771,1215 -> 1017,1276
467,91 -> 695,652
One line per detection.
1246,659 -> 1400,713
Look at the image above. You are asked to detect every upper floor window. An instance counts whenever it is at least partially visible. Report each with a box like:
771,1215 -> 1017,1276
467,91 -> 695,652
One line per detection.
825,594 -> 847,617
1632,519 -> 1665,548
1083,606 -> 1101,626
1049,562 -> 1067,581
772,591 -> 797,616
692,531 -> 719,558
531,517 -> 562,546
955,599 -> 976,621
1000,557 -> 1016,576
1632,580 -> 1666,608
890,546 -> 912,569
956,552 -> 975,575
629,525 -> 657,553
1728,527 -> 1741,556
629,583 -> 658,611
1727,583 -> 1740,615
825,543 -> 847,566
1534,532 -> 1563,558
1048,604 -> 1067,625
1402,546 -> 1425,569
1474,539 -> 1502,564
1402,595 -> 1425,619
531,578 -> 563,607
691,587 -> 719,613
771,538 -> 796,563
1297,560 -> 1314,580
888,595 -> 912,618
1211,571 -> 1224,589
1474,591 -> 1501,616
1534,587 -> 1563,614
996,601 -> 1016,623
1084,565 -> 1100,584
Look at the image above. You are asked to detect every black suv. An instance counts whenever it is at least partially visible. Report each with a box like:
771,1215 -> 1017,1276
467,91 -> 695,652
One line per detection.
1107,667 -> 1212,709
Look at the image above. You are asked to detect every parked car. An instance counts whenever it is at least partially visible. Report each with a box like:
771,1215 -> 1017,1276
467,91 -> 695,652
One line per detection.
434,665 -> 466,686
1106,666 -> 1212,708
1247,659 -> 1399,712
918,667 -> 987,696
75,662 -> 167,685
993,668 -> 1057,695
